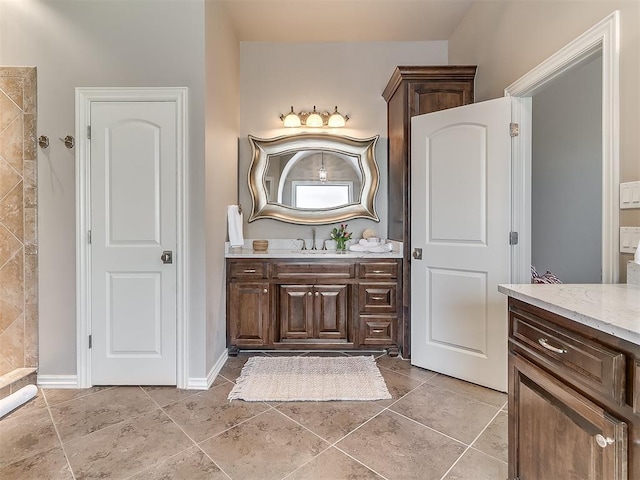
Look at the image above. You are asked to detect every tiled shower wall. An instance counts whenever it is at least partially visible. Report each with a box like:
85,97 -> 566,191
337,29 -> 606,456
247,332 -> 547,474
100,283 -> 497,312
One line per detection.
0,67 -> 37,376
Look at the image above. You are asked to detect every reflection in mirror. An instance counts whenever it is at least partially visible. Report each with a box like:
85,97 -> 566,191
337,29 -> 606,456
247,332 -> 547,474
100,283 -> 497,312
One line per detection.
248,134 -> 380,225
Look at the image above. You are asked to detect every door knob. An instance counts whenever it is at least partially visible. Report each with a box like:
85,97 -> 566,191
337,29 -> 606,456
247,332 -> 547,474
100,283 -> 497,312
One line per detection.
412,248 -> 423,260
161,251 -> 173,264
595,434 -> 614,448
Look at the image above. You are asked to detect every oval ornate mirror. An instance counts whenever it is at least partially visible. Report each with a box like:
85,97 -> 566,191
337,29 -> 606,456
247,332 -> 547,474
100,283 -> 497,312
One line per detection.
247,133 -> 380,225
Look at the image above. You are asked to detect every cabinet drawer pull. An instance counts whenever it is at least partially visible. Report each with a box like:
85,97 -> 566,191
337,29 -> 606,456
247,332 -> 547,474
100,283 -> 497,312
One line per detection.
372,328 -> 385,334
595,434 -> 614,448
371,295 -> 386,301
262,289 -> 268,294
372,270 -> 385,274
538,338 -> 567,354
243,269 -> 257,273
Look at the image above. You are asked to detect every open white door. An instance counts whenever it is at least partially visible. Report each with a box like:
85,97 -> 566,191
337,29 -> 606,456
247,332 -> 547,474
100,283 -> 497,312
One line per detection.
410,97 -> 511,392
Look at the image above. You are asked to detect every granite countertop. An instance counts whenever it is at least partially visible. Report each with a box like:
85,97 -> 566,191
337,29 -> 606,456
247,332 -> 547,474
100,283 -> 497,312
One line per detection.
498,283 -> 640,346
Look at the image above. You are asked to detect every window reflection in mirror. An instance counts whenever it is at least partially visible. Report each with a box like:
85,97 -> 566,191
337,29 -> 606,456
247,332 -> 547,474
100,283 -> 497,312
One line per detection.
264,150 -> 362,208
247,133 -> 380,225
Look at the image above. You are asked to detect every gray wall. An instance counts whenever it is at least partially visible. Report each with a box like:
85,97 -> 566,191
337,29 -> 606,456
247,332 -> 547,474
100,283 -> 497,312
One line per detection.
238,41 -> 448,242
0,0 -> 208,379
531,56 -> 602,283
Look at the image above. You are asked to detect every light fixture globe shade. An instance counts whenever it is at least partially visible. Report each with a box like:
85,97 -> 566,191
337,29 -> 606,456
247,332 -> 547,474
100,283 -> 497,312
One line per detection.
282,106 -> 301,127
328,106 -> 346,128
305,106 -> 324,127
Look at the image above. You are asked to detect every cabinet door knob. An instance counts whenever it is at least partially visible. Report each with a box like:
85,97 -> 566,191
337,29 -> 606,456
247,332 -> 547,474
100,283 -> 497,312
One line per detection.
315,292 -> 319,296
595,434 -> 614,448
307,291 -> 312,296
262,288 -> 268,294
538,338 -> 567,354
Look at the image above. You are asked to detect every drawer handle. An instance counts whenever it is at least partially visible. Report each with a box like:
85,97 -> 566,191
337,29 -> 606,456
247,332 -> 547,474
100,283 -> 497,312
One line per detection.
371,295 -> 386,300
372,328 -> 385,333
595,434 -> 615,448
538,338 -> 567,354
243,269 -> 257,273
372,270 -> 385,274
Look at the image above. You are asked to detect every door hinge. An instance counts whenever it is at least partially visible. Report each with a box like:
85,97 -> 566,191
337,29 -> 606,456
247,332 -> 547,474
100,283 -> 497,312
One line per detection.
509,231 -> 519,245
510,122 -> 519,137
87,125 -> 91,139
88,230 -> 92,244
88,335 -> 92,349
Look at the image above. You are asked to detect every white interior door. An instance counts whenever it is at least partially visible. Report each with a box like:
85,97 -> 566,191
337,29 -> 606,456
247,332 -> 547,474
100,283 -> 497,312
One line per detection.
410,97 -> 511,392
90,101 -> 177,385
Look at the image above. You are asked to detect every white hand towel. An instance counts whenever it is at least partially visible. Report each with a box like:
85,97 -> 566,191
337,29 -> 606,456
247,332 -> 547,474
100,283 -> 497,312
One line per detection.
348,244 -> 368,252
227,205 -> 244,248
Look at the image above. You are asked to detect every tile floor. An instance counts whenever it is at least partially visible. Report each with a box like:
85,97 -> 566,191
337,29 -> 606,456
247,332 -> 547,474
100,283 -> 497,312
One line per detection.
0,352 -> 508,480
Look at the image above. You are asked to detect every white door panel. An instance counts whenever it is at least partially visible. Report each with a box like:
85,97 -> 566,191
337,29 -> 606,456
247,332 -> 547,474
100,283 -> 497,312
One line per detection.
411,97 -> 511,392
91,101 -> 177,385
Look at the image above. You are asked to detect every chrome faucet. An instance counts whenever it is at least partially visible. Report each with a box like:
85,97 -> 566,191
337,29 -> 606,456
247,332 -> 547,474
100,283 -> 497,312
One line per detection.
296,238 -> 307,250
311,228 -> 317,250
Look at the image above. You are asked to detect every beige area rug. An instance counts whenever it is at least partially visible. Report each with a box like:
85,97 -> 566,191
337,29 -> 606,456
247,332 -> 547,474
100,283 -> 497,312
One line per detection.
228,356 -> 392,402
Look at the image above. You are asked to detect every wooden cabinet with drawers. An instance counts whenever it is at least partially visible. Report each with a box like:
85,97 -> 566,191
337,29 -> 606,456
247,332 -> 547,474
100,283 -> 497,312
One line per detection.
508,297 -> 640,480
226,257 -> 402,354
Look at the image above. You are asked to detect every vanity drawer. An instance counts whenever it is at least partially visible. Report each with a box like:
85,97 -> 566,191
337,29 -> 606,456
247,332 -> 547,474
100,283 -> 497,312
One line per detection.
272,262 -> 355,279
229,262 -> 267,279
510,306 -> 625,404
359,283 -> 397,313
358,262 -> 398,279
359,315 -> 395,345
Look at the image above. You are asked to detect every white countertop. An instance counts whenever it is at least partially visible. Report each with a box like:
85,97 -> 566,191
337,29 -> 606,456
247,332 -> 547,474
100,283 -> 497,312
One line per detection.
498,283 -> 640,346
225,239 -> 403,259
225,248 -> 402,259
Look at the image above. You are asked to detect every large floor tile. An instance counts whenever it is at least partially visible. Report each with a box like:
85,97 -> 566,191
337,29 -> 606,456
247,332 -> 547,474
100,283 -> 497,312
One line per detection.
378,367 -> 425,403
164,382 -> 269,442
49,386 -> 158,443
390,383 -> 499,444
142,385 -> 204,408
0,446 -> 73,480
64,409 -> 192,479
376,355 -> 437,382
0,409 -> 60,468
443,448 -> 508,480
427,374 -> 507,408
472,410 -> 508,462
200,409 -> 329,480
336,410 -> 465,480
276,400 -> 385,443
284,446 -> 383,479
128,446 -> 229,480
43,386 -> 114,406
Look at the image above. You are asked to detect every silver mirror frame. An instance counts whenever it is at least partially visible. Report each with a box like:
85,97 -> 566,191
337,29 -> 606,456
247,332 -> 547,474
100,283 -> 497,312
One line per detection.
247,133 -> 380,225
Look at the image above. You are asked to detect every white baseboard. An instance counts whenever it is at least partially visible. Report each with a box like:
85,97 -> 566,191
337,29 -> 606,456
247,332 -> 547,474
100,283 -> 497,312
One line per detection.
187,349 -> 228,390
37,375 -> 79,389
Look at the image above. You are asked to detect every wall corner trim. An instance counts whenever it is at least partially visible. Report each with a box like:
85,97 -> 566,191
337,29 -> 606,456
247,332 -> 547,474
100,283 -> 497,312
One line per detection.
187,350 -> 229,390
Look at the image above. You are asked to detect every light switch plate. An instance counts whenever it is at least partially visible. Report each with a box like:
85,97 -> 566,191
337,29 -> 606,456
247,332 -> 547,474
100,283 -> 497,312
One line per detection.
620,181 -> 640,209
620,227 -> 640,253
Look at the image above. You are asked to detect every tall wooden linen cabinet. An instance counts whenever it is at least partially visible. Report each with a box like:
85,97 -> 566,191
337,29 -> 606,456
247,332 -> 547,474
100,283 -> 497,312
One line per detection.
382,66 -> 476,357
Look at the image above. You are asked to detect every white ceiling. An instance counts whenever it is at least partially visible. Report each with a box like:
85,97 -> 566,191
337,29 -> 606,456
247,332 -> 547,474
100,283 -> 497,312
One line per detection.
218,0 -> 475,42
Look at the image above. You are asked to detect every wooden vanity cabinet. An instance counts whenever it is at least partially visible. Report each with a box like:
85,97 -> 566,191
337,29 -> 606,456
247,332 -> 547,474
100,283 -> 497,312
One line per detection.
508,298 -> 640,480
226,258 -> 401,354
382,65 -> 476,358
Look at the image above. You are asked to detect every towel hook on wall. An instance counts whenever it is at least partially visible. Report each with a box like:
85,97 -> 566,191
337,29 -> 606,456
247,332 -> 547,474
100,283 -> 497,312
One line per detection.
38,135 -> 50,149
60,135 -> 75,149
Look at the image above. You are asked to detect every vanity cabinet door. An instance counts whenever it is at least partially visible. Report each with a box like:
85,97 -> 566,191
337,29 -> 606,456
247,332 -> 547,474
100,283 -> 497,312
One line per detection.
509,353 -> 628,480
313,285 -> 348,341
279,285 -> 314,340
229,282 -> 270,347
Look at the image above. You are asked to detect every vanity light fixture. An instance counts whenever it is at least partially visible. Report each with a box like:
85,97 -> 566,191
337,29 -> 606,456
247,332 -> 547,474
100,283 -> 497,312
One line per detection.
279,106 -> 349,128
319,151 -> 328,182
